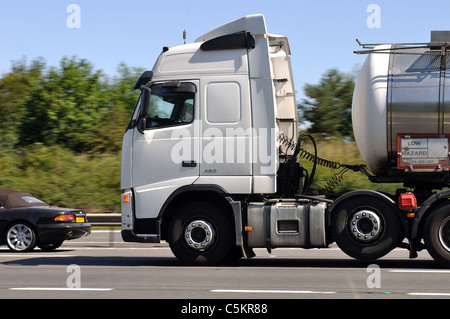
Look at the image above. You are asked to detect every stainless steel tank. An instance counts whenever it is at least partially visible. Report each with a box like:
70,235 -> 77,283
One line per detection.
353,34 -> 450,183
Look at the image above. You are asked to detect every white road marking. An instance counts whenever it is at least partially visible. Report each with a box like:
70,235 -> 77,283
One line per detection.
60,247 -> 170,250
389,270 -> 450,274
10,287 -> 113,291
211,289 -> 336,294
0,254 -> 76,257
0,247 -> 169,253
408,292 -> 450,296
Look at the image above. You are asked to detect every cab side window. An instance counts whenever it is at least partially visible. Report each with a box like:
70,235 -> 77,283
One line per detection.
145,83 -> 196,129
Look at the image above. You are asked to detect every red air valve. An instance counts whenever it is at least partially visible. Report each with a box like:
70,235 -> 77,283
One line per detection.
398,192 -> 417,213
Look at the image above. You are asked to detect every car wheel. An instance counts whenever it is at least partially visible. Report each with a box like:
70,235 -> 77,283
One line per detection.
38,241 -> 63,251
5,222 -> 37,252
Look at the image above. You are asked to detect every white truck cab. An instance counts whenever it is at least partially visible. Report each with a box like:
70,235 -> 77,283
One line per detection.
121,15 -> 298,254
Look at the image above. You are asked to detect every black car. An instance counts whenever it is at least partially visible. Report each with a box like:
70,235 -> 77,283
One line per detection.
0,189 -> 91,252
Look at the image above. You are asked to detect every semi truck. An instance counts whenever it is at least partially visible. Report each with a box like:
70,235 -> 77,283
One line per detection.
120,14 -> 450,267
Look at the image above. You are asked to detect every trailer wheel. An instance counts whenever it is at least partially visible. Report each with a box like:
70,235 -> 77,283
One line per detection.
424,205 -> 450,268
332,196 -> 403,261
168,201 -> 233,265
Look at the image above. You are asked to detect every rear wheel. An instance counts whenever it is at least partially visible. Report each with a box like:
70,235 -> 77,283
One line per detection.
5,222 -> 37,252
332,196 -> 403,261
168,202 -> 233,265
38,241 -> 63,251
424,205 -> 450,268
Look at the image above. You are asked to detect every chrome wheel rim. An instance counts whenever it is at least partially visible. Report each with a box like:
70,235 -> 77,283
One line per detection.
7,224 -> 34,251
184,219 -> 215,251
349,210 -> 382,243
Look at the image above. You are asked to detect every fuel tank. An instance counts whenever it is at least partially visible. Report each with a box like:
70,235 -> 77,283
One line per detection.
246,200 -> 328,249
352,35 -> 450,182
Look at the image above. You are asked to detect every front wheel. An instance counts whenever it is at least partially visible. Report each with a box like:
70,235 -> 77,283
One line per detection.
168,202 -> 233,265
424,206 -> 450,268
332,195 -> 403,261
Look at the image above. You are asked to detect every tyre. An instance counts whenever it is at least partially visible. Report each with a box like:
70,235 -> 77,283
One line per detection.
5,222 -> 37,252
424,205 -> 450,268
168,202 -> 233,265
332,195 -> 403,261
38,241 -> 63,251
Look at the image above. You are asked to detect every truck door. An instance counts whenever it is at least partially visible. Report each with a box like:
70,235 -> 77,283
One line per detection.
197,76 -> 253,193
130,81 -> 200,219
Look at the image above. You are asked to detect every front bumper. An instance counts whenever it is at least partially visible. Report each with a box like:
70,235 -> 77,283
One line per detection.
121,230 -> 160,243
121,190 -> 161,243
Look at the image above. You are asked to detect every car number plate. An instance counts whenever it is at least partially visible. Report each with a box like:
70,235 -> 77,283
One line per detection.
76,216 -> 85,223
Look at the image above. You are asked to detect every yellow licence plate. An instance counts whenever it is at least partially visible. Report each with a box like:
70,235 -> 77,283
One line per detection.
76,216 -> 85,223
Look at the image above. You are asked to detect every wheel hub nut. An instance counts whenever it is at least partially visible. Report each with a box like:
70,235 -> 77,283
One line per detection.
184,220 -> 215,251
349,210 -> 382,242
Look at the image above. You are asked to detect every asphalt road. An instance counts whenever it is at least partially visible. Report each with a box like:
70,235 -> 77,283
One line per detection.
0,230 -> 449,303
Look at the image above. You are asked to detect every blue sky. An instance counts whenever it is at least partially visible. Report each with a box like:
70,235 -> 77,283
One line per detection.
1,0 -> 450,99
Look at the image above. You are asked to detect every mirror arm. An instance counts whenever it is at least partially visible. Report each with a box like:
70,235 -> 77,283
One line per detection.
137,118 -> 147,134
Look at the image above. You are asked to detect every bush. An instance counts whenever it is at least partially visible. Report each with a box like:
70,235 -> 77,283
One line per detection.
0,145 -> 121,212
298,135 -> 402,195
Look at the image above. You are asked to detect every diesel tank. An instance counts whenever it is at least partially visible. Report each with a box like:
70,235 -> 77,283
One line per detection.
353,31 -> 450,188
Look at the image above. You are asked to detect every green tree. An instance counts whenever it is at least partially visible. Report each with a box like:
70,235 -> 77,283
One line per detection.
0,56 -> 144,212
21,56 -> 109,152
0,57 -> 45,148
88,62 -> 144,154
299,69 -> 355,138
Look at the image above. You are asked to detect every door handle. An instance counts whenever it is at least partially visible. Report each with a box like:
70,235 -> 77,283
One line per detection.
182,161 -> 197,168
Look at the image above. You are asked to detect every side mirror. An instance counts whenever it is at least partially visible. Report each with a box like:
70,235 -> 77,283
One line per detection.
136,87 -> 151,134
140,87 -> 151,117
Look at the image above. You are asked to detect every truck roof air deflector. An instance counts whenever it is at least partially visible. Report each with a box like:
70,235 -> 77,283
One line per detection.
200,31 -> 255,51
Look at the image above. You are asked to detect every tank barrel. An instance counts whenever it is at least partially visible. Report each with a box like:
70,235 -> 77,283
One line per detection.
352,33 -> 450,188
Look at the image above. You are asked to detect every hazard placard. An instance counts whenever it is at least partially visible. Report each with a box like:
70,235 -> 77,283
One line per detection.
397,134 -> 450,170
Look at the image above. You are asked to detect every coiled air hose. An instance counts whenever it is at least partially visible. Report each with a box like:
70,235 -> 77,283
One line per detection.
277,133 -> 372,195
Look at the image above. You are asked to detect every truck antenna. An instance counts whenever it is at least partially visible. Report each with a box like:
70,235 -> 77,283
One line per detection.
183,0 -> 192,44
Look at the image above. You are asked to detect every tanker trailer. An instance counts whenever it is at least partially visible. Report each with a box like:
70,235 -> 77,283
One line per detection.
353,32 -> 450,189
334,31 -> 450,266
